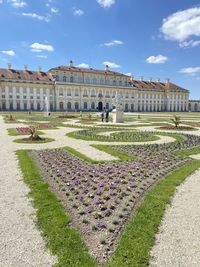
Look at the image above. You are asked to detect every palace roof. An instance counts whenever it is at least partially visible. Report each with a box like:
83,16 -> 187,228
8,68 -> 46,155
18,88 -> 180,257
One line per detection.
131,80 -> 189,93
49,65 -> 129,77
0,68 -> 53,82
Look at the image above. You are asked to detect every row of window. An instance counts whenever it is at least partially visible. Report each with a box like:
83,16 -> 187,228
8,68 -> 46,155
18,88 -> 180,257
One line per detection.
53,75 -> 129,87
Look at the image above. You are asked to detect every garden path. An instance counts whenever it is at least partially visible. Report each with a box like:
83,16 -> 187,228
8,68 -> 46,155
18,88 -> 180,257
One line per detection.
149,168 -> 200,267
9,125 -> 176,161
0,117 -> 56,267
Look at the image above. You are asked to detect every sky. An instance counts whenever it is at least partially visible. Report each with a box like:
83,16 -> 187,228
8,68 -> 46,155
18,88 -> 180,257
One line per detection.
0,0 -> 200,99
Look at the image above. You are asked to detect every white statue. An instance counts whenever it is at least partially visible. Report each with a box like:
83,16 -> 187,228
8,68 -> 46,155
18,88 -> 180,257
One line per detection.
44,95 -> 49,117
112,92 -> 124,123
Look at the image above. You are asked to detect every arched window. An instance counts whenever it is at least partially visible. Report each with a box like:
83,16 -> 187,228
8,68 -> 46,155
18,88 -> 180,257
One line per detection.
59,102 -> 64,110
91,90 -> 95,97
131,104 -> 134,111
24,102 -> 27,110
17,102 -> 20,110
67,102 -> 71,110
10,102 -> 13,110
37,103 -> 40,111
84,102 -> 87,110
70,76 -> 74,83
75,102 -> 79,110
106,103 -> 109,110
125,103 -> 128,111
30,102 -> 34,110
91,102 -> 95,110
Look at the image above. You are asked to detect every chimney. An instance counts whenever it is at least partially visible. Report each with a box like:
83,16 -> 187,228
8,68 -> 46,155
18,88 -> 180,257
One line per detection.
157,77 -> 160,82
69,60 -> 74,67
38,65 -> 42,72
105,64 -> 109,71
149,77 -> 152,82
7,63 -> 12,70
140,76 -> 144,82
166,78 -> 170,83
24,64 -> 28,71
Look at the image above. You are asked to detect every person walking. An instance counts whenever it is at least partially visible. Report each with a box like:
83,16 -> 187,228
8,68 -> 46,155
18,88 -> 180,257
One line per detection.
101,110 -> 105,122
105,109 -> 109,122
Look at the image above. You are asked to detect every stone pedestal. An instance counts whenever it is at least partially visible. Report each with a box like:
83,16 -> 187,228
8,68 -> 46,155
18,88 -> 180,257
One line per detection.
112,108 -> 124,123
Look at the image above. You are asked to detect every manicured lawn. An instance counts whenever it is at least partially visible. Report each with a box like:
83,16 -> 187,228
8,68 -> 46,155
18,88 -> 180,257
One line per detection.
17,146 -> 200,267
17,150 -> 97,267
14,137 -> 54,143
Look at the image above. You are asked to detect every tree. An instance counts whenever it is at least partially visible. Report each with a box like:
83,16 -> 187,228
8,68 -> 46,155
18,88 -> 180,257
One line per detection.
29,126 -> 42,140
171,115 -> 181,128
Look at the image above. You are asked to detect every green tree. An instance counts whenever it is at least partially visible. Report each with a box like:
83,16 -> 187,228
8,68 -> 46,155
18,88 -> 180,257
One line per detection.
171,115 -> 181,128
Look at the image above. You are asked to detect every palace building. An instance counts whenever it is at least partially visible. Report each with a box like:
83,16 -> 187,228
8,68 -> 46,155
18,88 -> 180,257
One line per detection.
0,61 -> 189,112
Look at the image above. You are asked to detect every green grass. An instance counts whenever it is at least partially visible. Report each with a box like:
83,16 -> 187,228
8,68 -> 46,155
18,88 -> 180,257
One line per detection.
174,147 -> 200,158
16,146 -> 200,267
14,137 -> 54,143
107,159 -> 200,267
17,150 -> 97,267
63,145 -> 135,163
91,144 -> 136,162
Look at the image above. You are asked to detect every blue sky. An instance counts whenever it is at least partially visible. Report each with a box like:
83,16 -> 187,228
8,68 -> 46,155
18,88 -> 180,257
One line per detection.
0,0 -> 200,99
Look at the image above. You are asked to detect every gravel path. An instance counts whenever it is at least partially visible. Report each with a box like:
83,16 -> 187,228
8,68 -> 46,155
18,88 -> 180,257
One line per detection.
9,125 -> 176,161
0,117 -> 56,267
150,168 -> 200,267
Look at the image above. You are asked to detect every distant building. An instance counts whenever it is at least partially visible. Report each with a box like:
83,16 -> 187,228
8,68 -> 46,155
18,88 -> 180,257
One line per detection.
188,100 -> 200,112
0,61 -> 189,112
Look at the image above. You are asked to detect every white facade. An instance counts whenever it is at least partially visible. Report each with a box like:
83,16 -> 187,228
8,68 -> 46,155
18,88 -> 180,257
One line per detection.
0,63 -> 189,112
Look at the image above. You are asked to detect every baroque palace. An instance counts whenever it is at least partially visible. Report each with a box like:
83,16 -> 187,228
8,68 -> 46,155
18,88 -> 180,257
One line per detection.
0,60 -> 190,112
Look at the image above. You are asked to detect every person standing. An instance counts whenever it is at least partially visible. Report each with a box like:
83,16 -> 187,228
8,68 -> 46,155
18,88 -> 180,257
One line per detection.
105,110 -> 109,122
101,110 -> 105,122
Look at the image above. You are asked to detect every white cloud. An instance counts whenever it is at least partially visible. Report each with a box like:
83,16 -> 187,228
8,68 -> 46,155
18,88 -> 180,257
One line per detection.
146,54 -> 168,64
161,7 -> 200,46
36,55 -> 48,59
8,0 -> 27,8
0,50 -> 15,56
125,72 -> 132,76
104,40 -> 124,47
179,39 -> 200,48
0,0 -> 3,4
179,67 -> 200,75
22,12 -> 50,22
73,9 -> 84,16
30,43 -> 54,53
50,7 -> 59,13
103,61 -> 120,68
76,63 -> 89,68
97,0 -> 115,8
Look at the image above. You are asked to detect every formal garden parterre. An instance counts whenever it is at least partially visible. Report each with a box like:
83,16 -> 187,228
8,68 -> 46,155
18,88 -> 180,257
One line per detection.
29,131 -> 200,263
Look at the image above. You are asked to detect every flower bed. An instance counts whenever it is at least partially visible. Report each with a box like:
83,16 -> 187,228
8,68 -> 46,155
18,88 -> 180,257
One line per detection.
68,129 -> 159,142
31,135 -> 193,262
35,123 -> 51,129
182,121 -> 200,127
158,125 -> 195,131
16,127 -> 31,134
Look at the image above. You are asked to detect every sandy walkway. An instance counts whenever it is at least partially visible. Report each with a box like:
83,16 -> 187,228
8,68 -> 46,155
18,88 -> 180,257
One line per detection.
0,117 -> 56,267
150,168 -> 200,267
9,125 -> 176,161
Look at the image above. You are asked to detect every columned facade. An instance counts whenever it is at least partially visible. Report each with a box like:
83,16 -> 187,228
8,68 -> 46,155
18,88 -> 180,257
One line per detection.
0,62 -> 189,112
